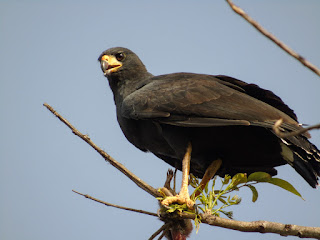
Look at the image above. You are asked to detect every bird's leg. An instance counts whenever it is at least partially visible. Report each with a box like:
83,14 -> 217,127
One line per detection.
193,159 -> 222,198
161,143 -> 194,209
179,143 -> 192,200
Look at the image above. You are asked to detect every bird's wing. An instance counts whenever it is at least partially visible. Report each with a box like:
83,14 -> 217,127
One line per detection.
121,73 -> 300,131
214,75 -> 298,121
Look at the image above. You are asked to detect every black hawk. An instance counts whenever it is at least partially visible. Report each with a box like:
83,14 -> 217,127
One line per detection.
98,47 -> 320,208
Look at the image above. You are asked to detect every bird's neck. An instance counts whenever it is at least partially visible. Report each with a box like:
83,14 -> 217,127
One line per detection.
110,71 -> 154,105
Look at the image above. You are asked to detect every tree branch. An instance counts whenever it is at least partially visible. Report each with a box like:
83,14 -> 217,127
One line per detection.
43,103 -> 160,198
148,223 -> 170,240
166,212 -> 320,239
226,0 -> 320,77
72,188 -> 320,239
273,118 -> 320,138
45,103 -> 320,239
199,213 -> 320,239
72,189 -> 158,217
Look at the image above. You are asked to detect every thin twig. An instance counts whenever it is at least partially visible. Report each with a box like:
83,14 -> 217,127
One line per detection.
157,230 -> 168,240
43,103 -> 161,198
273,119 -> 320,138
72,190 -> 158,217
148,223 -> 171,240
226,0 -> 320,77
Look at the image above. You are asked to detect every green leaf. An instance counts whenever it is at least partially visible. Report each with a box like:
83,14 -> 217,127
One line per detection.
218,197 -> 227,205
204,181 -> 209,194
194,215 -> 201,233
208,191 -> 213,205
201,193 -> 207,204
167,207 -> 176,213
198,206 -> 205,213
220,210 -> 233,219
191,185 -> 203,200
214,190 -> 223,195
248,172 -> 271,182
189,174 -> 199,188
211,177 -> 216,189
213,211 -> 220,217
157,189 -> 167,197
230,195 -> 241,204
267,178 -> 304,199
222,175 -> 231,185
247,185 -> 258,202
229,173 -> 247,188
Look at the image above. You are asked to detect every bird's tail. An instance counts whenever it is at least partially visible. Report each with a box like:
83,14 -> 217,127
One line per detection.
280,137 -> 320,188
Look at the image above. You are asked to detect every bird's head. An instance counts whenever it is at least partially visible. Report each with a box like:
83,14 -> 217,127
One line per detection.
98,47 -> 148,81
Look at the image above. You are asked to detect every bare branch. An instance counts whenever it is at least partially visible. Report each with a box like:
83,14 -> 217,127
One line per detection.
157,231 -> 167,240
72,190 -> 158,217
72,189 -> 169,240
159,211 -> 320,239
273,118 -> 320,138
43,103 -> 161,198
199,213 -> 320,239
226,0 -> 320,77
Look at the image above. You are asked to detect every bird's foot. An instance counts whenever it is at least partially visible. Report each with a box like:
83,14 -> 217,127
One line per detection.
161,143 -> 195,210
161,194 -> 195,210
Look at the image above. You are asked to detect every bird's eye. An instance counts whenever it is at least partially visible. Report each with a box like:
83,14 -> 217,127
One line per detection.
115,52 -> 125,61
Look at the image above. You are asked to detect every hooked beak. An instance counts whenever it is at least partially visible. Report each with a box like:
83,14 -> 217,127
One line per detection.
100,55 -> 122,76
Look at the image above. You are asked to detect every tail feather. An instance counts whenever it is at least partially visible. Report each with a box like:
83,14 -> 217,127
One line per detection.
291,151 -> 318,188
280,138 -> 320,188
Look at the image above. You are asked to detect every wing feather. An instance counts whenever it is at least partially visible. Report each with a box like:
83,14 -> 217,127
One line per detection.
122,73 -> 298,129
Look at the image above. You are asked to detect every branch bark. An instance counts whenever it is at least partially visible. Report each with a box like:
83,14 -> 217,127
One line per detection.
148,223 -> 170,240
45,103 -> 320,239
226,0 -> 320,77
199,214 -> 320,239
72,190 -> 158,217
43,103 -> 160,198
163,212 -> 320,239
273,119 -> 320,138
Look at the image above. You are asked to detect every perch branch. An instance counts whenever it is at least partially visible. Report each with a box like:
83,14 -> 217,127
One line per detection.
199,213 -> 320,239
73,188 -> 320,239
43,103 -> 160,198
273,119 -> 320,138
226,0 -> 320,77
170,212 -> 320,239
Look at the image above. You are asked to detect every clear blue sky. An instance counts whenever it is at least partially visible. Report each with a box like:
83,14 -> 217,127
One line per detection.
1,1 -> 320,239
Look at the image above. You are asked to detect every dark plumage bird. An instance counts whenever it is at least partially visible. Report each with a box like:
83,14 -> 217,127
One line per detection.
98,47 -> 320,188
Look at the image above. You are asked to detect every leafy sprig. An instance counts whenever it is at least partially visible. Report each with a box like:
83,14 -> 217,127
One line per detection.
159,172 -> 303,232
